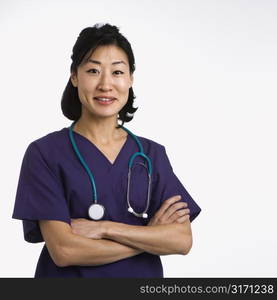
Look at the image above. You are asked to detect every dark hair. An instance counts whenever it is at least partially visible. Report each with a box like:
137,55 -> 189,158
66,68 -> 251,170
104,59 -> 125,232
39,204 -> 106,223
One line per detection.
61,23 -> 138,127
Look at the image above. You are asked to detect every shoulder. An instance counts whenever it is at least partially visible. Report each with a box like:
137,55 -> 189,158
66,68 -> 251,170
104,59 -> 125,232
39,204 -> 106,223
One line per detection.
136,134 -> 166,155
25,127 -> 68,161
32,127 -> 67,148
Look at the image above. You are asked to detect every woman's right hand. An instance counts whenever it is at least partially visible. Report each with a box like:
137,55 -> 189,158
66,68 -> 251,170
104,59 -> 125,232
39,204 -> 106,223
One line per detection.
147,195 -> 190,226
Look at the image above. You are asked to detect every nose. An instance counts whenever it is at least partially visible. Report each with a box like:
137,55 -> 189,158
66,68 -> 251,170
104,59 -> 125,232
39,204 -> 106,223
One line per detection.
97,71 -> 113,91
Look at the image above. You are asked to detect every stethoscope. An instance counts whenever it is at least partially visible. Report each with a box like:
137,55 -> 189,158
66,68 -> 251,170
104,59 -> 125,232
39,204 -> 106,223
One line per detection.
68,121 -> 152,220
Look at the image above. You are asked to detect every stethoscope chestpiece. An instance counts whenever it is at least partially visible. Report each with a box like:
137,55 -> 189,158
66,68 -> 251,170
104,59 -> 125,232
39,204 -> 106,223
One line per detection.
88,203 -> 105,220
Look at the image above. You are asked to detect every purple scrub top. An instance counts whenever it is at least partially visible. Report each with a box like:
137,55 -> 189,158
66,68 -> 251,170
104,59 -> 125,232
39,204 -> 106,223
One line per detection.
12,127 -> 201,278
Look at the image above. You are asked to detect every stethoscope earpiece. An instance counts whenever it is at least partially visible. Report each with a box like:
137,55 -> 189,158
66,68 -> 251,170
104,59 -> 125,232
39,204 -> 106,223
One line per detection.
127,207 -> 134,213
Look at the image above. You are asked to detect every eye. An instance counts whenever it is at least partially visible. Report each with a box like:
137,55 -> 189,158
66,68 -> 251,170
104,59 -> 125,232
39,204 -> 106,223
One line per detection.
87,68 -> 99,74
114,70 -> 124,75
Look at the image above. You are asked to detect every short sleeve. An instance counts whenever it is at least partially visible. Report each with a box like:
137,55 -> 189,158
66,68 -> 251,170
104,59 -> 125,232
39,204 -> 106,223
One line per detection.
153,146 -> 201,222
12,142 -> 71,243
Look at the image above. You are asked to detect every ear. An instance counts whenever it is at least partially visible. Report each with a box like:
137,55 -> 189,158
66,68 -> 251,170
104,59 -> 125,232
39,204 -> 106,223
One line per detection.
71,72 -> 78,87
130,74 -> 134,88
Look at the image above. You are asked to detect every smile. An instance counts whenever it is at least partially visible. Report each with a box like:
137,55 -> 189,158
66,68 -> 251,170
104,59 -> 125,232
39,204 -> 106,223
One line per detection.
93,97 -> 115,105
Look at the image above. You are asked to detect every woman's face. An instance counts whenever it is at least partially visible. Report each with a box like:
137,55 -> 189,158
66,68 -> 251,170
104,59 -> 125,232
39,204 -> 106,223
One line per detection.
71,45 -> 133,120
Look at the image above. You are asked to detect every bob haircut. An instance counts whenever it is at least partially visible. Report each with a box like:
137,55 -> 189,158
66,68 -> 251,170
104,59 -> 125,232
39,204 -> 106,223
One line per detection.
61,23 -> 138,127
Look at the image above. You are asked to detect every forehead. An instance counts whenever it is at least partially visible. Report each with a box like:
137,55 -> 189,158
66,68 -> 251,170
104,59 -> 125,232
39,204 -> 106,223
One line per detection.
84,45 -> 129,65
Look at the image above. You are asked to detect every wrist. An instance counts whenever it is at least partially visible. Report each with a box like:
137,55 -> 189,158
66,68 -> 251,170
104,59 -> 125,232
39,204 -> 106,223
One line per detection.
101,220 -> 112,239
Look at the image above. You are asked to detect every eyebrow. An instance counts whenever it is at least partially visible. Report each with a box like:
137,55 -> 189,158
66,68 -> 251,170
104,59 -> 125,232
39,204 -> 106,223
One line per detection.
87,59 -> 127,66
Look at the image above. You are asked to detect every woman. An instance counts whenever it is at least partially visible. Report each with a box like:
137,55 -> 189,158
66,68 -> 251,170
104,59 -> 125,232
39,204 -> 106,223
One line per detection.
12,23 -> 201,278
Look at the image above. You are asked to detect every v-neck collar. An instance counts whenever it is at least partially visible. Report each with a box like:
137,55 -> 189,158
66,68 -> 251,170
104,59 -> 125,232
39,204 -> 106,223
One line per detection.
66,127 -> 130,167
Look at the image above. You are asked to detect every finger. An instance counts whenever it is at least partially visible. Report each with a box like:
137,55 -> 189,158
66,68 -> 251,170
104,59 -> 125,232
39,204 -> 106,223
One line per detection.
70,219 -> 78,225
169,208 -> 190,223
154,195 -> 182,219
163,202 -> 189,220
176,215 -> 190,224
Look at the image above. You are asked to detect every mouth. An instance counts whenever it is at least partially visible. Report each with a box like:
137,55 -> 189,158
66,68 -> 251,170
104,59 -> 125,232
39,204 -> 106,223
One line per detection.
93,97 -> 116,105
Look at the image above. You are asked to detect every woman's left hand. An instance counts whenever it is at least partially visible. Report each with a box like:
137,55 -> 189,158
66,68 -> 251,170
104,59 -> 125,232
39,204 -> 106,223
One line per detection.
70,218 -> 107,239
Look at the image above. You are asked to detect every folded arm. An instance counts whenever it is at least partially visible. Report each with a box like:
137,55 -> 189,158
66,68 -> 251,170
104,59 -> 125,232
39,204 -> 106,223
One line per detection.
70,195 -> 192,256
39,195 -> 191,267
103,220 -> 192,255
39,220 -> 143,267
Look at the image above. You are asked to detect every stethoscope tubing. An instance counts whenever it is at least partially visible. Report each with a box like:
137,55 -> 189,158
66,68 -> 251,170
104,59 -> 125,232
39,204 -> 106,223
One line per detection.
69,121 -> 152,218
69,122 -> 98,203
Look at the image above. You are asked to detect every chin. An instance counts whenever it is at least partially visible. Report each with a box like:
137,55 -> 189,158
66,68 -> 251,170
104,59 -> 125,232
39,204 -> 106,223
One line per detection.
85,102 -> 125,119
90,110 -> 119,119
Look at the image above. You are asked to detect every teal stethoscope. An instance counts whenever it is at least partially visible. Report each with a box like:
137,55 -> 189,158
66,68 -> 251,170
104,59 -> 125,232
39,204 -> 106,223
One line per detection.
69,121 -> 152,220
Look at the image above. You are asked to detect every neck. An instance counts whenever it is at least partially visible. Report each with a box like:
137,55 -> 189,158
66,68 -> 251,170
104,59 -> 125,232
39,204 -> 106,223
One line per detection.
73,112 -> 124,145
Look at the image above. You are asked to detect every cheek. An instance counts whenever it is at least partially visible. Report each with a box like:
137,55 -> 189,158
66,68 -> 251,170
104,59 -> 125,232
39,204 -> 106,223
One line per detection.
79,77 -> 95,91
77,80 -> 96,100
117,79 -> 131,93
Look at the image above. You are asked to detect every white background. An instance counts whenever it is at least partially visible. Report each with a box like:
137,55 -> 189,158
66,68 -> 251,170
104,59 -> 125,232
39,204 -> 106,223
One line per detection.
1,0 -> 276,277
